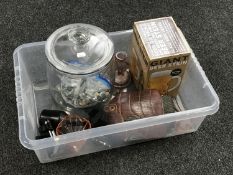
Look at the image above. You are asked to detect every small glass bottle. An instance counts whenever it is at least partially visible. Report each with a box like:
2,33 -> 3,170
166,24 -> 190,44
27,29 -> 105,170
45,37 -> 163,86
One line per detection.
113,51 -> 131,88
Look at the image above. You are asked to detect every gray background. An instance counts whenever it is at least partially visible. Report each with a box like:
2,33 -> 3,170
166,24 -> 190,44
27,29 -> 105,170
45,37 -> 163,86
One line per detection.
0,0 -> 232,174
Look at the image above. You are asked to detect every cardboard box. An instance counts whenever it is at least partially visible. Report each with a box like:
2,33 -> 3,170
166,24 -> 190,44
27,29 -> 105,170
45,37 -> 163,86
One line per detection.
130,17 -> 191,96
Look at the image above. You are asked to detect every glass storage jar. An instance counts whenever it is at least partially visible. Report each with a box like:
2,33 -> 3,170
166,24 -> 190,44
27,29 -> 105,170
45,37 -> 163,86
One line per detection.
45,24 -> 114,108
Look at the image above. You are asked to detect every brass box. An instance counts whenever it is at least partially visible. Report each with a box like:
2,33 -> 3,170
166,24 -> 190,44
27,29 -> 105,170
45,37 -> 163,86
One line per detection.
130,17 -> 191,96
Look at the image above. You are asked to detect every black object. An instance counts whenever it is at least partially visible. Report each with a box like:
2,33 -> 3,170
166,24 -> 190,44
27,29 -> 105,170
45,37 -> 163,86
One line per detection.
36,119 -> 56,139
36,109 -> 68,139
36,107 -> 107,140
85,104 -> 108,128
39,109 -> 68,129
35,133 -> 50,140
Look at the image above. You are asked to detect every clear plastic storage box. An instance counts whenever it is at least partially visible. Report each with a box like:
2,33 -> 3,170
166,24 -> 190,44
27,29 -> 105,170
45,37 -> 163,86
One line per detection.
14,30 -> 219,163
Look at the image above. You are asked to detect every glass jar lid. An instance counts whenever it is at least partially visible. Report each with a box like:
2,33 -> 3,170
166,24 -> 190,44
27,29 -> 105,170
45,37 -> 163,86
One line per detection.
45,23 -> 114,75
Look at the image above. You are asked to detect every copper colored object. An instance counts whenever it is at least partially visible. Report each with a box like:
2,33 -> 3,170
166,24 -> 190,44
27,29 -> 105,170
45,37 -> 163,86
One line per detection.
104,89 -> 163,124
113,51 -> 131,88
56,114 -> 91,135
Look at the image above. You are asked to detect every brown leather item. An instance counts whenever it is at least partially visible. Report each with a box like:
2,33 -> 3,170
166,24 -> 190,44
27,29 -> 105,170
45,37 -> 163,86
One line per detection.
104,89 -> 164,124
